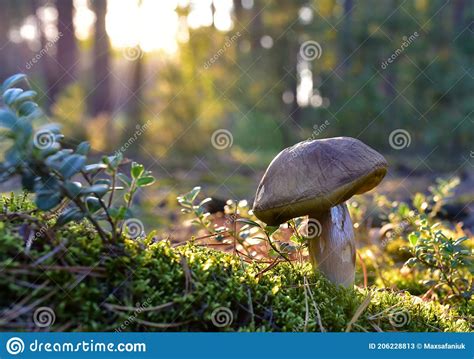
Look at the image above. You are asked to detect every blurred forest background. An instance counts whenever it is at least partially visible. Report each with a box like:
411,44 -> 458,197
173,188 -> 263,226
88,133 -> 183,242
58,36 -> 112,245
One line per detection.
0,0 -> 473,228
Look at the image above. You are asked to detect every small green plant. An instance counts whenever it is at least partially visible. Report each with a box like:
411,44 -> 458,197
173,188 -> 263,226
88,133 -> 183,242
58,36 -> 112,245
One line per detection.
0,73 -> 155,242
404,218 -> 472,303
177,186 -> 218,235
177,187 -> 303,264
377,177 -> 460,243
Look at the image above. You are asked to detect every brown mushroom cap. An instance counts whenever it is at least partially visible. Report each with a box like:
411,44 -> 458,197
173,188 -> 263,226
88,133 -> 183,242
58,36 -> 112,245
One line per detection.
252,137 -> 388,225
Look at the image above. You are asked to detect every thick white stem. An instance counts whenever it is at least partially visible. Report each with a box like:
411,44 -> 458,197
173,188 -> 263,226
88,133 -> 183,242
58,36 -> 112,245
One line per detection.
308,202 -> 355,287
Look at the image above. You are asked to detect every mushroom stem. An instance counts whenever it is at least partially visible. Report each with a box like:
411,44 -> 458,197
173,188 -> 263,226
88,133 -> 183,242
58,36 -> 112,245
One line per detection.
308,202 -> 356,287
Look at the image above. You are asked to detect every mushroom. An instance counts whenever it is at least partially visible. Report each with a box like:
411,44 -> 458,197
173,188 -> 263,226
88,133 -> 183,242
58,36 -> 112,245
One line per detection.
252,137 -> 387,287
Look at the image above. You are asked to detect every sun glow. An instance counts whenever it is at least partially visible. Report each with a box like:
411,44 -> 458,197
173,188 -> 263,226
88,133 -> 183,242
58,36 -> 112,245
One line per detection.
17,0 -> 233,55
105,0 -> 180,53
76,0 -> 232,54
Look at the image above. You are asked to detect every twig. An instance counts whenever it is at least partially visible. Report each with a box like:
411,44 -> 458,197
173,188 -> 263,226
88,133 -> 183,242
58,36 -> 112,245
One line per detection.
345,293 -> 372,332
0,291 -> 55,324
255,258 -> 281,279
104,302 -> 174,313
133,317 -> 190,329
33,242 -> 67,265
304,276 -> 325,332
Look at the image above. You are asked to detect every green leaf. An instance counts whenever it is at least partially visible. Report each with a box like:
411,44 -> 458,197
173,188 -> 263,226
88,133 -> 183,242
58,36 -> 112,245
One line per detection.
21,170 -> 37,191
34,177 -> 62,211
36,191 -> 62,211
136,176 -> 155,187
56,207 -> 84,226
408,233 -> 419,246
131,162 -> 144,179
265,225 -> 279,236
4,147 -> 22,166
2,88 -> 23,105
76,141 -> 91,155
199,198 -> 212,207
117,173 -> 132,187
105,153 -> 123,169
18,101 -> 40,117
0,109 -> 18,129
63,181 -> 83,197
37,142 -> 61,159
109,206 -> 128,221
45,149 -> 74,169
59,154 -> 86,178
404,258 -> 418,268
85,196 -> 101,213
186,186 -> 201,202
81,184 -> 109,197
83,163 -> 107,173
453,237 -> 468,246
94,179 -> 111,186
12,90 -> 37,104
2,74 -> 27,92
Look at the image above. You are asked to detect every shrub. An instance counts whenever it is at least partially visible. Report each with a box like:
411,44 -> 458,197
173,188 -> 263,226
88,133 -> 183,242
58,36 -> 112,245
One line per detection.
0,74 -> 155,242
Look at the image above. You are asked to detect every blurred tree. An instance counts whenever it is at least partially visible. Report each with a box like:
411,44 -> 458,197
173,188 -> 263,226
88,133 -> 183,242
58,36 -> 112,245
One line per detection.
52,0 -> 78,100
90,0 -> 112,116
122,0 -> 145,156
31,0 -> 56,105
336,0 -> 354,78
0,1 -> 14,81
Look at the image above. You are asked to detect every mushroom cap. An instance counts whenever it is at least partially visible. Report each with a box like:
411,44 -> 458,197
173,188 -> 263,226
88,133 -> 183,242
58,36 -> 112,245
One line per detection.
252,137 -> 388,225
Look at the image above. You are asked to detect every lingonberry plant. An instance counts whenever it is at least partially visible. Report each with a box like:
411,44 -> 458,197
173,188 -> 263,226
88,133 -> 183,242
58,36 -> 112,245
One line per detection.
404,218 -> 472,303
0,73 -> 155,242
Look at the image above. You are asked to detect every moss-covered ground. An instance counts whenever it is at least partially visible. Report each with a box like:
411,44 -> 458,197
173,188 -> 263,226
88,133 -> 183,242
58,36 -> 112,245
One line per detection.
0,217 -> 470,332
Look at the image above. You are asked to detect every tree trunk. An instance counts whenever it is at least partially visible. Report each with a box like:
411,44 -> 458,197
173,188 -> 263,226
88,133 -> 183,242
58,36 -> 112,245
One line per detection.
53,0 -> 78,99
0,1 -> 13,81
123,48 -> 145,156
250,1 -> 263,50
91,0 -> 112,116
337,0 -> 354,76
452,0 -> 466,33
30,0 -> 56,106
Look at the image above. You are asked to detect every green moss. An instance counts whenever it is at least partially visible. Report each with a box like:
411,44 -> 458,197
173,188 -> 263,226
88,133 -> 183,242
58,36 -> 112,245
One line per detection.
0,218 -> 470,332
376,268 -> 429,295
